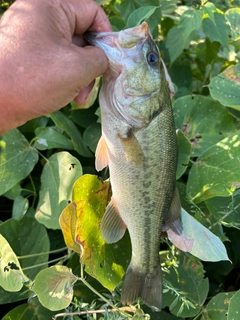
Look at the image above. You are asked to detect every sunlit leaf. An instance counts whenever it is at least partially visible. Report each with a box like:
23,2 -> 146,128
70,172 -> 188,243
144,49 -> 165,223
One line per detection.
0,217 -> 50,280
167,208 -> 230,262
64,174 -> 131,291
0,129 -> 38,195
173,95 -> 237,157
33,265 -> 77,311
209,64 -> 240,110
0,235 -> 27,292
186,131 -> 240,202
59,203 -> 82,254
36,152 -> 82,229
178,8 -> 202,40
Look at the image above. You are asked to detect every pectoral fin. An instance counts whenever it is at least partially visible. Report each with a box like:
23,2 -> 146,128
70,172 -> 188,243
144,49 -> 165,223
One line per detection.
95,136 -> 109,171
163,187 -> 182,235
100,197 -> 126,243
119,129 -> 144,167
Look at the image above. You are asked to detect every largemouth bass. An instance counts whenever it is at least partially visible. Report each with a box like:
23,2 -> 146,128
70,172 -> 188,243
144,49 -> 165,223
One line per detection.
86,22 -> 182,311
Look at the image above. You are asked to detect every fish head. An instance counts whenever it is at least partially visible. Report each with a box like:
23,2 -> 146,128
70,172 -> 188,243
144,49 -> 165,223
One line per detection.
86,23 -> 168,128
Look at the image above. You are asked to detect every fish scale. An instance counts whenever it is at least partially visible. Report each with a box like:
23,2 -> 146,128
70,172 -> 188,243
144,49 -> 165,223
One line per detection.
86,22 -> 182,311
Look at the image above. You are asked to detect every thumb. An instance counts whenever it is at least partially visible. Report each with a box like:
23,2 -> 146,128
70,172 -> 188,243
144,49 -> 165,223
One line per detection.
70,45 -> 108,89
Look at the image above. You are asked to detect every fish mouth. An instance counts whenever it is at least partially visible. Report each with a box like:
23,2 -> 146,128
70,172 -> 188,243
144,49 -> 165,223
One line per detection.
84,22 -> 150,66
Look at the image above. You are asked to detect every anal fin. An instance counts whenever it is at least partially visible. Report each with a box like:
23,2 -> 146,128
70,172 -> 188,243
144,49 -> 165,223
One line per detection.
95,136 -> 109,171
100,197 -> 126,243
163,187 -> 183,235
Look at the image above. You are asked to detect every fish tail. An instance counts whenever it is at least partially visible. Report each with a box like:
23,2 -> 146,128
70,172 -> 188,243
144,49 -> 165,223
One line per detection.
121,262 -> 162,311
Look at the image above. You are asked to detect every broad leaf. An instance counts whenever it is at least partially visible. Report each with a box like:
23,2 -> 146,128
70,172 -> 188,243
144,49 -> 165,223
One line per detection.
60,174 -> 131,291
12,196 -> 29,220
34,127 -> 74,151
187,131 -> 240,202
2,299 -> 57,320
173,95 -> 237,156
166,26 -> 185,63
50,111 -> 92,157
178,8 -> 202,40
205,191 -> 240,229
228,290 -> 240,320
225,8 -> 240,41
0,129 -> 38,195
200,292 -> 234,320
202,12 -> 229,47
167,208 -> 230,262
83,123 -> 101,153
202,2 -> 217,22
0,217 -> 50,280
0,235 -> 27,292
209,64 -> 240,110
176,130 -> 192,180
36,152 -> 82,229
162,251 -> 209,318
33,265 -> 77,311
127,6 -> 158,27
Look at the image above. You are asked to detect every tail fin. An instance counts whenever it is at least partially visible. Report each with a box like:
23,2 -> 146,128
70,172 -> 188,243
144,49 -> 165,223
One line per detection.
121,263 -> 162,311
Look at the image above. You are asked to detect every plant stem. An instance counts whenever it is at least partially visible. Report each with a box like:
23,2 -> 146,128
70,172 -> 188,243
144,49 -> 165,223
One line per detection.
22,255 -> 69,270
17,247 -> 68,259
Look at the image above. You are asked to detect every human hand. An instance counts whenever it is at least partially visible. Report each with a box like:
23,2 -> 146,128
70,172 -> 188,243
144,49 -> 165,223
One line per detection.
0,0 -> 111,134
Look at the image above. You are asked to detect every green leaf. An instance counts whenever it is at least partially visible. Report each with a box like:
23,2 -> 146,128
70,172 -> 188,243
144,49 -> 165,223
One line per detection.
202,12 -> 229,47
0,217 -> 50,280
36,152 -> 82,229
173,95 -> 237,157
2,299 -> 57,320
209,64 -> 240,110
127,6 -> 158,28
225,8 -> 240,41
83,123 -> 101,153
205,191 -> 240,229
201,2 -> 217,23
176,130 -> 192,180
34,127 -> 74,151
12,196 -> 29,220
187,131 -> 240,202
0,129 -> 38,195
165,26 -> 185,63
160,0 -> 178,15
33,265 -> 77,311
167,208 -> 230,262
178,8 -> 203,40
61,174 -> 131,291
3,183 -> 22,200
50,111 -> 92,157
200,292 -> 234,320
228,290 -> 240,320
0,235 -> 27,292
162,251 -> 209,318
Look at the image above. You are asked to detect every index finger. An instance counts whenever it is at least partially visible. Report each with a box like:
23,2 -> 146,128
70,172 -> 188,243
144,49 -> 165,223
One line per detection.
63,0 -> 112,34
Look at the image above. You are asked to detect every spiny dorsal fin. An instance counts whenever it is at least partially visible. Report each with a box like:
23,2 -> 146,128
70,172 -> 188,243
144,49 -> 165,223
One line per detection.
163,187 -> 182,235
95,136 -> 109,171
119,129 -> 144,167
100,197 -> 126,244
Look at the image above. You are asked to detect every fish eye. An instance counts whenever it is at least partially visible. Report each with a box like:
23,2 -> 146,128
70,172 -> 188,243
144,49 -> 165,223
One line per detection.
147,52 -> 159,67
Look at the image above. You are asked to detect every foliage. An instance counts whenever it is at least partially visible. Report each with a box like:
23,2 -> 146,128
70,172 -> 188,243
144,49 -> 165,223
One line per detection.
1,0 -> 240,319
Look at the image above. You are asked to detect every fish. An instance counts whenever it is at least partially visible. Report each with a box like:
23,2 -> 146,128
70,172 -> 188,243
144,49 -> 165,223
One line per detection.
86,22 -> 182,311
